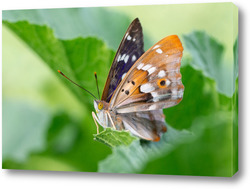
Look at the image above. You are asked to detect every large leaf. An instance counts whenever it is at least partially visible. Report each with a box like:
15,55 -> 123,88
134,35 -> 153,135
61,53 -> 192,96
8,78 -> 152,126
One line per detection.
2,8 -> 130,51
142,112 -> 234,176
98,125 -> 194,173
183,31 -> 236,96
164,65 -> 221,130
3,21 -> 115,108
2,8 -> 154,51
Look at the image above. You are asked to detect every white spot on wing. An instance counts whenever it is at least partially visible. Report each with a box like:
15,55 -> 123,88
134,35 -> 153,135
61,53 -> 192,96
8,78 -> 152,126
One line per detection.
156,48 -> 163,54
158,70 -> 166,78
120,54 -> 126,61
148,67 -> 156,75
153,45 -> 160,50
124,55 -> 129,63
172,89 -> 178,99
133,38 -> 136,41
132,55 -> 137,62
127,35 -> 132,40
142,64 -> 152,71
137,63 -> 144,70
166,79 -> 171,86
149,104 -> 157,110
121,73 -> 127,80
140,83 -> 155,93
172,89 -> 177,95
178,89 -> 184,98
151,92 -> 158,97
151,92 -> 161,102
117,54 -> 121,62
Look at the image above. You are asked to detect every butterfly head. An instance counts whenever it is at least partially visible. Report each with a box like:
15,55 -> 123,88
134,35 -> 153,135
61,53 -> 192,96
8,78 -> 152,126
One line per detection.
94,100 -> 107,113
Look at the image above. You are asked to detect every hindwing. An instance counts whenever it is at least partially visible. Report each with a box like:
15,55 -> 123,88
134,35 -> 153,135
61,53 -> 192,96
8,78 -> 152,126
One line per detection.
120,110 -> 167,141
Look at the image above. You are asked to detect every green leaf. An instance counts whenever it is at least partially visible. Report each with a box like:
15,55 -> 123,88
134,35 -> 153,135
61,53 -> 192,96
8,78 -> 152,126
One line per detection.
2,8 -> 132,51
3,21 -> 115,108
183,31 -> 235,96
94,128 -> 138,148
98,112 -> 234,176
46,112 -> 80,154
164,65 -> 220,130
142,112 -> 235,176
61,38 -> 115,107
2,100 -> 51,162
183,31 -> 224,76
98,126 -> 194,173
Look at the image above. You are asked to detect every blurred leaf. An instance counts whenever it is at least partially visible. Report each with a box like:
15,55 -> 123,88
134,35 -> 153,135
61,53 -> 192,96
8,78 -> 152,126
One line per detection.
3,109 -> 112,172
98,126 -> 194,173
3,21 -> 115,108
3,155 -> 78,172
2,8 -> 132,51
46,112 -> 80,154
183,31 -> 235,96
61,38 -> 115,107
164,65 -> 220,129
94,128 -> 137,147
183,31 -> 224,76
142,112 -> 234,176
2,100 -> 51,162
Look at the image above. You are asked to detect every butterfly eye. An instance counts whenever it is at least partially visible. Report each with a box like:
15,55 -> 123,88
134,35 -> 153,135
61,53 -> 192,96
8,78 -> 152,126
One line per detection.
98,102 -> 104,110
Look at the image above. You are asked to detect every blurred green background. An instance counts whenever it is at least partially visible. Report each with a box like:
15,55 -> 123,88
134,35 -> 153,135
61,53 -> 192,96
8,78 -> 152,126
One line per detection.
2,3 -> 238,176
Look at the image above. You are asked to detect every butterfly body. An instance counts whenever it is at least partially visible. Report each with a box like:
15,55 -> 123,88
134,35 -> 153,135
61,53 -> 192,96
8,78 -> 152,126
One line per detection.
92,18 -> 184,142
93,100 -> 166,141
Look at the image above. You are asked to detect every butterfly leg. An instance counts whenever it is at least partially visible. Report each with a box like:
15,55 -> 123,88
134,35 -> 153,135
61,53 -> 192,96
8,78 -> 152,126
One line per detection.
106,111 -> 116,130
92,111 -> 100,134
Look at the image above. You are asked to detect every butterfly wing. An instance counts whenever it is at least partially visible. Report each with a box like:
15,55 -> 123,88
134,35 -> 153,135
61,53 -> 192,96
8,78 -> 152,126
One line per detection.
101,18 -> 144,102
120,110 -> 167,141
109,35 -> 184,113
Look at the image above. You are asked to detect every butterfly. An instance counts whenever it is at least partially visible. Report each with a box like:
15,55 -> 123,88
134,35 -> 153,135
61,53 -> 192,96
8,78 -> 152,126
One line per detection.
91,18 -> 184,142
59,18 -> 184,142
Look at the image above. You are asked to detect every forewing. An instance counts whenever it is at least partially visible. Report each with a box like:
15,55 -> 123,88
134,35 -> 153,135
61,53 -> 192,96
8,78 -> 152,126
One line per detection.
120,110 -> 167,141
110,35 -> 184,113
101,18 -> 144,102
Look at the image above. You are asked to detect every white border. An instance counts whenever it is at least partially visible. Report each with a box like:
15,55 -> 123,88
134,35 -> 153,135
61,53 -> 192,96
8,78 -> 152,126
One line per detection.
1,0 -> 249,189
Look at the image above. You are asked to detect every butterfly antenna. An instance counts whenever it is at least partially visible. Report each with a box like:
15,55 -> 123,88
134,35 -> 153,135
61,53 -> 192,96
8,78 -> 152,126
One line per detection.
58,70 -> 97,99
94,72 -> 100,100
